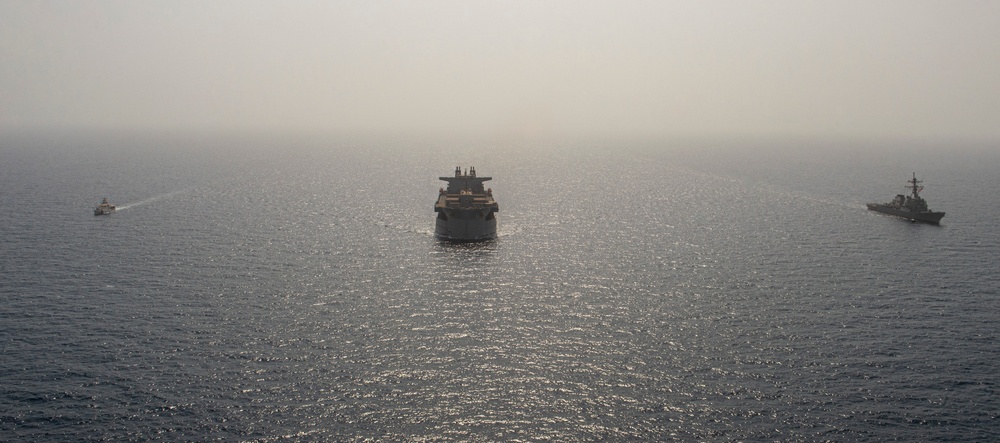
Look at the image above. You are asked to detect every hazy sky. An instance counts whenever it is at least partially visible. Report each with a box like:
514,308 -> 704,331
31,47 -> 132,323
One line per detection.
2,1 -> 999,141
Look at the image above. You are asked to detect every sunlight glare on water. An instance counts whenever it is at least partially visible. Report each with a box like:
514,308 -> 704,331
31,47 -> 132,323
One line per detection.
1,135 -> 998,441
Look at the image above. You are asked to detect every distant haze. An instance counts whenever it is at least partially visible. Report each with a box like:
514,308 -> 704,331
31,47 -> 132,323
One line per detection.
3,1 -> 999,141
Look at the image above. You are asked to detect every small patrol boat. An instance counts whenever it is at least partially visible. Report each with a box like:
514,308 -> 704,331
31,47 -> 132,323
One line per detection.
94,198 -> 116,216
867,173 -> 944,224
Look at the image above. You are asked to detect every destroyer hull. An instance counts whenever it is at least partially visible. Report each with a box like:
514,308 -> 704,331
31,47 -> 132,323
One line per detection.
867,204 -> 944,224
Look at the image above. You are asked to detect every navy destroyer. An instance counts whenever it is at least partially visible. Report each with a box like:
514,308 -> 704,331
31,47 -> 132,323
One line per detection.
435,166 -> 498,242
94,198 -> 116,216
867,173 -> 945,224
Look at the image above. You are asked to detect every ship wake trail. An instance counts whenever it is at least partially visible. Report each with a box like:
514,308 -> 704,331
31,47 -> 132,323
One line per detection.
116,187 -> 194,211
380,221 -> 436,238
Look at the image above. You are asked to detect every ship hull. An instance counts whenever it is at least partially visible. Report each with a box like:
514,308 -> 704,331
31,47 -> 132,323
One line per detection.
435,209 -> 497,242
867,204 -> 944,224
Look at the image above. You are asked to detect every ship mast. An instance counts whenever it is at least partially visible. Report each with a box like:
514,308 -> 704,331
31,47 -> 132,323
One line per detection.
906,172 -> 923,199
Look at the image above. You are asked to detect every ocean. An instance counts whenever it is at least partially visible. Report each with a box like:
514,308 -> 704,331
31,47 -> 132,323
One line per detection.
2,132 -> 998,441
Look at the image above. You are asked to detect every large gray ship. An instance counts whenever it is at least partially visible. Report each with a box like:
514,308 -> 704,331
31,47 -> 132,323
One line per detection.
867,172 -> 945,224
434,166 -> 498,242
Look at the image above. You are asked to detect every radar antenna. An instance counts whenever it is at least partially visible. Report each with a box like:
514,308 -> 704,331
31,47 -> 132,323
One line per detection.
906,172 -> 924,198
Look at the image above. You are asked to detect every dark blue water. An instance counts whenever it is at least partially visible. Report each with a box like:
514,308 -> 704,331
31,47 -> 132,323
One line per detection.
2,132 -> 998,441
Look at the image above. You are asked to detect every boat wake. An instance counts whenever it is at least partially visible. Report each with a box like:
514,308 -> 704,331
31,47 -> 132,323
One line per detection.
380,221 -> 437,237
115,187 -> 194,211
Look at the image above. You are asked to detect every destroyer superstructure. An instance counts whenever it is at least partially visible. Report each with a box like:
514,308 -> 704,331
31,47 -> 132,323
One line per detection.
434,166 -> 498,242
867,172 -> 945,224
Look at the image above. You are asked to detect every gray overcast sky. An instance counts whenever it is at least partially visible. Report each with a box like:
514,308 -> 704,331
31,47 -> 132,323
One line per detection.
2,0 -> 999,141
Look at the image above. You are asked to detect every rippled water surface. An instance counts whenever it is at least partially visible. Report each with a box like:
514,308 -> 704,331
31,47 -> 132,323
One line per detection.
2,134 -> 998,441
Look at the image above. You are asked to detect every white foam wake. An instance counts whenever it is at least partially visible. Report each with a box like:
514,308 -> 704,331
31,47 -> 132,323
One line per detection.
115,187 -> 193,211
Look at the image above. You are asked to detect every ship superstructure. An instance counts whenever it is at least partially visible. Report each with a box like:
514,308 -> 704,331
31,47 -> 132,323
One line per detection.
867,172 -> 945,224
435,166 -> 498,242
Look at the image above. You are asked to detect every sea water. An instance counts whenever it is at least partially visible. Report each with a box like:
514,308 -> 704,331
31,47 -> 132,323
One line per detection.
1,133 -> 998,441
